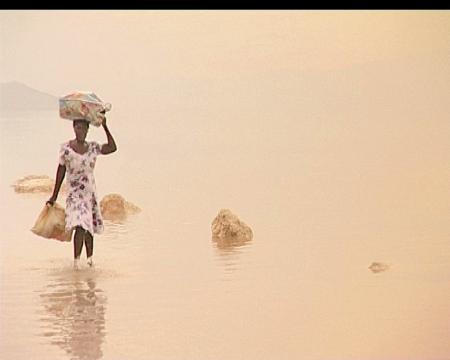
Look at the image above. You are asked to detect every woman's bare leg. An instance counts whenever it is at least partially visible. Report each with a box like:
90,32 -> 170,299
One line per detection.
74,226 -> 85,259
85,231 -> 94,259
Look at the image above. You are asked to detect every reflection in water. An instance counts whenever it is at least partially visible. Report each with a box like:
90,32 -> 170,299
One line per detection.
38,269 -> 107,360
212,233 -> 253,277
212,235 -> 252,252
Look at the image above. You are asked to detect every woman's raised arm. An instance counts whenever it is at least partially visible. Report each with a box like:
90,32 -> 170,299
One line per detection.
100,116 -> 117,155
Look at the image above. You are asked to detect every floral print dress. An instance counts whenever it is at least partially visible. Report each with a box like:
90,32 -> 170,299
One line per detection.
59,141 -> 104,236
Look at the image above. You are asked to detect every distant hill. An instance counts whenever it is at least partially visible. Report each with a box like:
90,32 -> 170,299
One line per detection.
0,81 -> 59,111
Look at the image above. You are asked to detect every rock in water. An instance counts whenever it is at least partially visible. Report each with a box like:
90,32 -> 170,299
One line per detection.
100,193 -> 140,221
12,175 -> 67,194
369,262 -> 390,273
211,209 -> 253,247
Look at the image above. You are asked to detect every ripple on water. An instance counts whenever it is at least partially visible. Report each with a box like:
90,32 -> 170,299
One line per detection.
212,235 -> 253,281
36,267 -> 108,360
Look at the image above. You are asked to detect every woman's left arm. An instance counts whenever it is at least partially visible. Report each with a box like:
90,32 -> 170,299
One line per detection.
101,117 -> 117,155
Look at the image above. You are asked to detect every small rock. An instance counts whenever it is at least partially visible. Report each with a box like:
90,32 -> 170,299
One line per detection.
12,175 -> 67,194
369,262 -> 390,273
100,193 -> 140,221
211,209 -> 253,248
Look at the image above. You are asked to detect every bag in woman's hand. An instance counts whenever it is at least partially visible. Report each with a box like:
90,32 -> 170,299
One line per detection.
31,203 -> 72,242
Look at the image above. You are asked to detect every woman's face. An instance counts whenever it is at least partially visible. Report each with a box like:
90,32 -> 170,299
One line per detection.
73,120 -> 89,142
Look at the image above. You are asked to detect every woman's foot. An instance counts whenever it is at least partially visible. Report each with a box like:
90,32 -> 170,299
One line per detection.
87,257 -> 94,268
74,258 -> 80,270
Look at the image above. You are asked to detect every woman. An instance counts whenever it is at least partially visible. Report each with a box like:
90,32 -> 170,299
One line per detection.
47,113 -> 117,269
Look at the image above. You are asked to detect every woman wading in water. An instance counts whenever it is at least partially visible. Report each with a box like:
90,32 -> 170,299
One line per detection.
47,113 -> 117,269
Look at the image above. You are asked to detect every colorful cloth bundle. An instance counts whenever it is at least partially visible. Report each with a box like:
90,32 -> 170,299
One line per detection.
59,91 -> 111,127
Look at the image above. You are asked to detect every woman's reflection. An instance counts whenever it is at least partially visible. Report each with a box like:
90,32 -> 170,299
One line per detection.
39,270 -> 106,360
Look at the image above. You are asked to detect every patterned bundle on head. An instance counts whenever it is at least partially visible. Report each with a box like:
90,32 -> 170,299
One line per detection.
59,91 -> 111,127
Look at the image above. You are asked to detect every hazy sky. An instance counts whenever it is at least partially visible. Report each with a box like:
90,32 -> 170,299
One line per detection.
1,12 -> 449,209
1,11 -> 449,201
1,10 -> 449,98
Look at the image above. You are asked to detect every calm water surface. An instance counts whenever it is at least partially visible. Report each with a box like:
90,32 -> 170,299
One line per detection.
1,110 -> 449,360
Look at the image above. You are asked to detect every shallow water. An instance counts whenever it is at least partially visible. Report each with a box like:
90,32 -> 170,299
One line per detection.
1,109 -> 449,360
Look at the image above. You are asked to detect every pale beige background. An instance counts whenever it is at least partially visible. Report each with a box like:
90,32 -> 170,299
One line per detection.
1,10 -> 449,360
